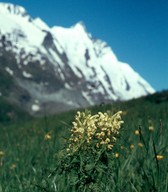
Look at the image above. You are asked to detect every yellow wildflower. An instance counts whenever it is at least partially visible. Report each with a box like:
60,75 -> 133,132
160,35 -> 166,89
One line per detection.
67,110 -> 124,153
122,111 -> 128,115
44,132 -> 52,140
105,138 -> 110,144
102,131 -> 106,137
107,130 -> 111,136
100,141 -> 105,145
96,143 -> 100,148
149,126 -> 154,131
148,120 -> 155,131
112,136 -> 117,142
156,155 -> 164,160
115,153 -> 119,158
107,144 -> 114,150
134,130 -> 140,135
130,144 -> 135,149
10,164 -> 16,169
138,142 -> 143,147
0,151 -> 5,157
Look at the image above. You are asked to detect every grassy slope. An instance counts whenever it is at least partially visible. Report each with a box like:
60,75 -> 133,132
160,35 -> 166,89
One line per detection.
0,91 -> 168,191
0,97 -> 31,125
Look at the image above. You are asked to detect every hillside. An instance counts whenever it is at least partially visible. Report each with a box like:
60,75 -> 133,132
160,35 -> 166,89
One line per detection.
0,96 -> 31,125
0,90 -> 167,191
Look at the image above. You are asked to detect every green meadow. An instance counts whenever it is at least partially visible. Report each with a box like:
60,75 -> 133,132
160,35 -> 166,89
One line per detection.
0,91 -> 168,191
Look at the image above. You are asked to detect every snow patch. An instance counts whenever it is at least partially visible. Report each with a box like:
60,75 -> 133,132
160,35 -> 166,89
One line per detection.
33,17 -> 50,30
31,104 -> 40,112
39,59 -> 45,65
82,91 -> 93,105
23,71 -> 32,78
16,56 -> 20,64
64,83 -> 71,89
5,46 -> 12,51
23,60 -> 28,65
5,67 -> 13,75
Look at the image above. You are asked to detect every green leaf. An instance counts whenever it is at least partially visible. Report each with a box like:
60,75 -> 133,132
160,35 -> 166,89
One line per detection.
95,163 -> 107,173
70,174 -> 79,185
85,163 -> 95,171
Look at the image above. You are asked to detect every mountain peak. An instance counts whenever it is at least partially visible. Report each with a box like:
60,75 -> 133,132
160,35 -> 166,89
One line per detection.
33,17 -> 50,30
0,3 -> 28,17
0,3 -> 155,115
72,21 -> 88,33
74,21 -> 86,28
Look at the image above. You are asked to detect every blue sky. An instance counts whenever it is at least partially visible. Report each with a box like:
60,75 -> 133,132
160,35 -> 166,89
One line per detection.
1,0 -> 168,91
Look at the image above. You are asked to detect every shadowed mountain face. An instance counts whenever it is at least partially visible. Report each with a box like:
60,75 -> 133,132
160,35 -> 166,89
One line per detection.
0,3 -> 155,115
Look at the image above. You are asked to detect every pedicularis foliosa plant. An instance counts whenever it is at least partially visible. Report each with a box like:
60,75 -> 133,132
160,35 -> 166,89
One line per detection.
51,110 -> 124,192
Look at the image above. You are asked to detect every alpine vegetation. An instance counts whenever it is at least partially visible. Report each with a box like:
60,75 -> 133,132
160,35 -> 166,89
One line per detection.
67,111 -> 124,153
49,110 -> 124,191
0,91 -> 168,191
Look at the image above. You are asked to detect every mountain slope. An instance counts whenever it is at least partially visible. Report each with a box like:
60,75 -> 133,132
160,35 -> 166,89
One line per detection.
0,3 -> 155,115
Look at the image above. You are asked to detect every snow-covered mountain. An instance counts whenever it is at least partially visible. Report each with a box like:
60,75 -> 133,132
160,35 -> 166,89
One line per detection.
0,3 -> 155,115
